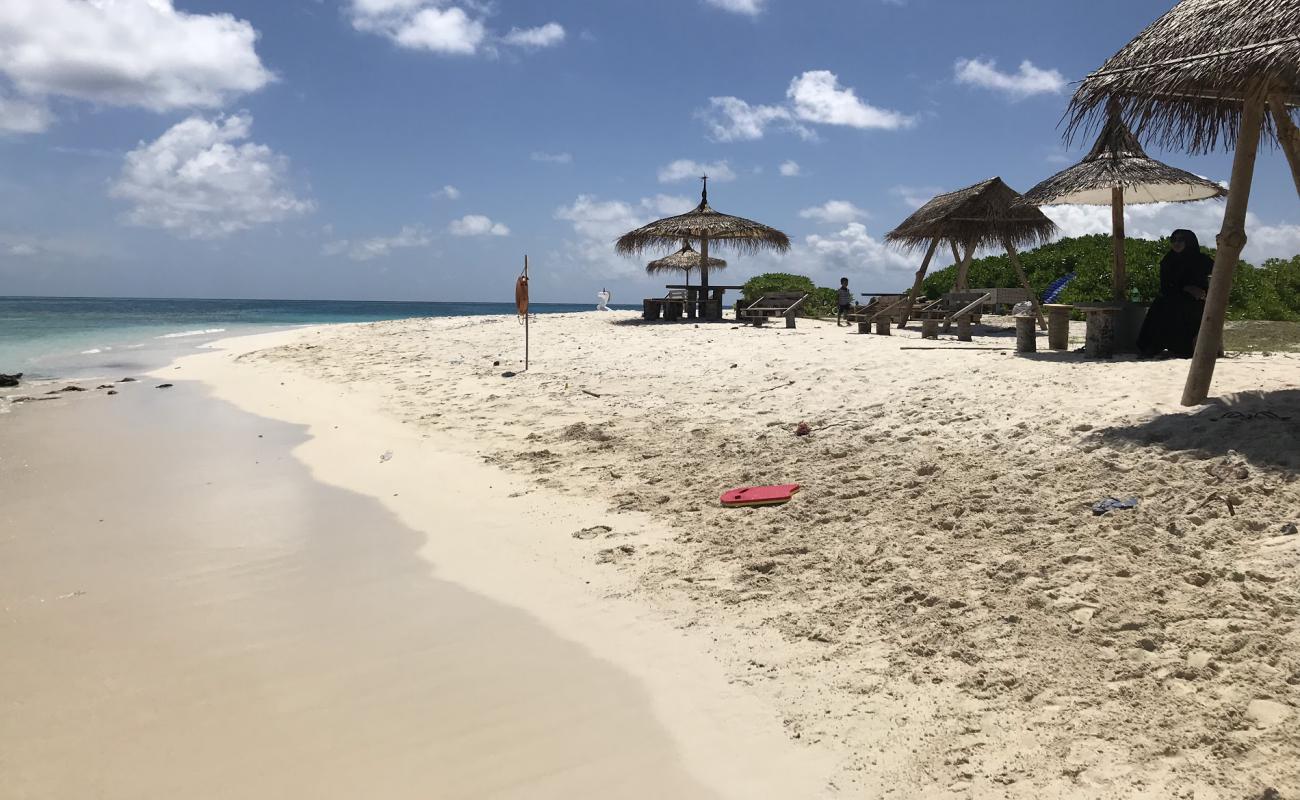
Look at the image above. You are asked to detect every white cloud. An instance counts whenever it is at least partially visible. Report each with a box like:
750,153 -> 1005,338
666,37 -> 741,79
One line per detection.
348,1 -> 563,56
703,0 -> 764,14
502,22 -> 565,48
800,222 -> 916,282
657,159 -> 737,184
0,92 -> 52,134
0,0 -> 271,117
779,160 -> 801,177
701,96 -> 804,142
954,58 -> 1065,99
702,70 -> 911,141
323,224 -> 432,261
553,193 -> 693,277
436,184 -> 460,199
799,200 -> 868,224
891,184 -> 944,209
449,214 -> 510,236
8,242 -> 37,256
1042,200 -> 1300,263
110,113 -> 314,239
787,71 -> 914,130
531,151 -> 573,164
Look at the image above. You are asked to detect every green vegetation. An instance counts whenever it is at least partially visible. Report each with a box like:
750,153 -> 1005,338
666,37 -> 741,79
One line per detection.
745,237 -> 1300,328
920,234 -> 1300,322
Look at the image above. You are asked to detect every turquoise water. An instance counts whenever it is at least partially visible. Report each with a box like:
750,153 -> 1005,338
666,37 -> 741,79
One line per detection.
0,297 -> 624,381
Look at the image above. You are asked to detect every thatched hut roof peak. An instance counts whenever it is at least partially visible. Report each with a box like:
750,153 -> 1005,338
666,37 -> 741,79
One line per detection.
885,177 -> 1057,253
615,183 -> 790,257
645,241 -> 727,274
1066,0 -> 1300,152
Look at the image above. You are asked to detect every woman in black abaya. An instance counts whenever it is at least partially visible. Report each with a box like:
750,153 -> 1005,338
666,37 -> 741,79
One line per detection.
1137,229 -> 1213,358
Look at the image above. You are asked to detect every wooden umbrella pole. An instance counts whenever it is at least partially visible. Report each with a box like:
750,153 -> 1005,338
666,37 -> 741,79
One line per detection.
956,241 -> 975,292
1270,97 -> 1300,200
699,235 -> 710,319
948,241 -> 962,289
1111,186 -> 1128,301
900,238 -> 940,327
1004,237 -> 1046,330
1182,93 -> 1267,406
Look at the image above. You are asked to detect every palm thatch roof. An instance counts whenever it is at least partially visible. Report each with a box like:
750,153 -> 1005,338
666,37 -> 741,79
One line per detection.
1023,110 -> 1226,205
1066,0 -> 1300,152
645,242 -> 726,274
885,177 -> 1057,253
615,185 -> 790,257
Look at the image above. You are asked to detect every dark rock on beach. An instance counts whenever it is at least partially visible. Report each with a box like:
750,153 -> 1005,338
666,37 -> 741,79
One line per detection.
118,377 -> 137,383
155,383 -> 174,389
0,372 -> 21,387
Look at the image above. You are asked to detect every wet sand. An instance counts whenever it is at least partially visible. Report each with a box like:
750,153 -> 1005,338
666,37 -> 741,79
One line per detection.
0,378 -> 832,798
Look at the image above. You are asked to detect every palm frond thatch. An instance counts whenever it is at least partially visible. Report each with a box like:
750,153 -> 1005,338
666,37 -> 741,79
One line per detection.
1065,0 -> 1300,152
885,177 -> 1057,254
1023,111 -> 1227,205
615,189 -> 790,257
645,242 -> 727,275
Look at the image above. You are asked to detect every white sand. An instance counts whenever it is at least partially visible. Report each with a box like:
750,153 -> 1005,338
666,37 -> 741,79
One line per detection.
203,310 -> 1300,798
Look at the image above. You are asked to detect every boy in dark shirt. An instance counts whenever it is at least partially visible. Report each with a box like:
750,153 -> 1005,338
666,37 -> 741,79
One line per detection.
836,277 -> 853,326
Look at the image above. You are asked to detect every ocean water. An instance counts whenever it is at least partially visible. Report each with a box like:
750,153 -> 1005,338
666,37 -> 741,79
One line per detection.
0,297 -> 624,382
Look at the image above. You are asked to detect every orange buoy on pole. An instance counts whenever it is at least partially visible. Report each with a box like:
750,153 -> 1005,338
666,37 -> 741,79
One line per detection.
517,255 -> 530,370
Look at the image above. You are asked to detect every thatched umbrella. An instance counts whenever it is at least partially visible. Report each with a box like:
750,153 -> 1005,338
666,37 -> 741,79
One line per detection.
1066,0 -> 1300,405
645,241 -> 726,290
616,177 -> 790,319
886,177 -> 1058,328
1022,106 -> 1226,301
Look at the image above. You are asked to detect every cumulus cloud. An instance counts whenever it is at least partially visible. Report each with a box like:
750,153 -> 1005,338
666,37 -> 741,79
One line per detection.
323,224 -> 432,261
110,113 -> 314,239
954,58 -> 1065,99
531,151 -> 573,164
799,222 -> 917,282
0,0 -> 271,121
502,22 -> 565,48
347,1 -> 563,56
436,184 -> 460,199
553,193 -> 693,277
1043,200 -> 1300,264
703,0 -> 764,14
799,200 -> 868,224
787,71 -> 914,130
703,70 -> 911,141
449,214 -> 510,236
779,160 -> 801,177
657,159 -> 737,183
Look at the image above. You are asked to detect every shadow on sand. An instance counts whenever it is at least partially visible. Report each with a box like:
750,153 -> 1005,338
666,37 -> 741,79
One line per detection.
1100,388 -> 1300,471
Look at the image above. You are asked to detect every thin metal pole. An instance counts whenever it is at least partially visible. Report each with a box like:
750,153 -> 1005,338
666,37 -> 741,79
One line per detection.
524,254 -> 530,372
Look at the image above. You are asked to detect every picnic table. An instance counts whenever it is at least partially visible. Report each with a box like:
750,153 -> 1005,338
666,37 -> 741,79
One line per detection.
664,284 -> 745,320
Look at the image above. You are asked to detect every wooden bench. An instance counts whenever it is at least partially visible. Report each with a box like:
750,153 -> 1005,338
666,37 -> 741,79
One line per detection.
847,294 -> 909,334
642,288 -> 691,321
970,287 -> 1032,314
914,291 -> 992,340
738,292 -> 808,328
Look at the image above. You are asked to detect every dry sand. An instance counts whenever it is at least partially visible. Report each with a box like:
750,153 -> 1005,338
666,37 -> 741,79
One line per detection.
212,310 -> 1300,798
0,371 -> 835,798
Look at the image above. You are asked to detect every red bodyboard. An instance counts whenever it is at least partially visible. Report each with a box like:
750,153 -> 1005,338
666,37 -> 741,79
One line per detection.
720,483 -> 801,508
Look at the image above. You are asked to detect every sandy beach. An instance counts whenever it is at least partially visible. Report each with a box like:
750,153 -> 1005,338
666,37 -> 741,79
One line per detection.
4,310 -> 1299,798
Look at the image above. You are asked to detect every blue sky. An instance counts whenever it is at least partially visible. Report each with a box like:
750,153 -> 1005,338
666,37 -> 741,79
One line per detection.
1,0 -> 1296,303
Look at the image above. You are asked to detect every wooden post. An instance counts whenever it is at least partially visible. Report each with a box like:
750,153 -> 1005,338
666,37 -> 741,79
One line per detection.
1015,315 -> 1037,353
1111,186 -> 1127,302
1270,97 -> 1300,200
956,316 -> 972,342
875,318 -> 891,335
1182,93 -> 1266,406
1003,237 -> 1046,330
699,236 -> 710,320
900,238 -> 940,328
1085,307 -> 1120,358
1045,303 -> 1072,350
955,241 -> 975,292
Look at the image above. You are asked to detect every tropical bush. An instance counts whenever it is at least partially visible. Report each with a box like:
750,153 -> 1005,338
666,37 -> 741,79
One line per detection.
741,273 -> 823,316
919,234 -> 1300,321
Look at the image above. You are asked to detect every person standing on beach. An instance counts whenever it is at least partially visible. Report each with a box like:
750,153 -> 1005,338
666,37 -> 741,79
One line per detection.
1136,229 -> 1213,358
836,277 -> 854,327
